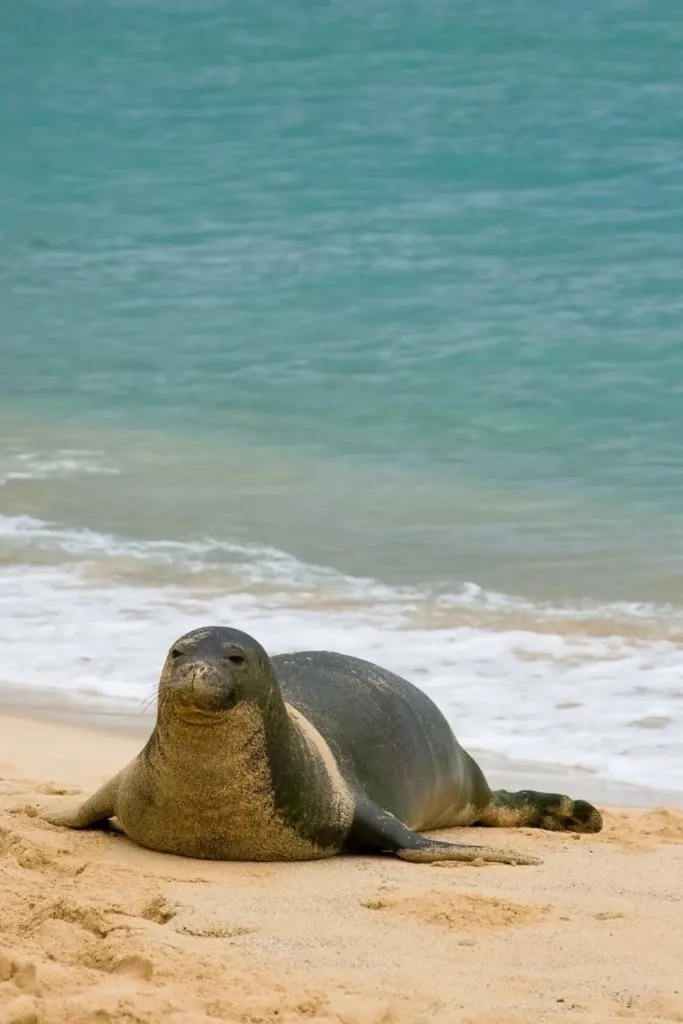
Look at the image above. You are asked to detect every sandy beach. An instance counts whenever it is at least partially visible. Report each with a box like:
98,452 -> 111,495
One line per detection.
0,711 -> 680,1024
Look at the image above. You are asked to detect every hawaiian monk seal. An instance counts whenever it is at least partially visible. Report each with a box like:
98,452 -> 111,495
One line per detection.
42,626 -> 602,864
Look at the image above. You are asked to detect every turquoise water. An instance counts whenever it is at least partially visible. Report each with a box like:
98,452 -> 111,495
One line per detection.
1,0 -> 683,789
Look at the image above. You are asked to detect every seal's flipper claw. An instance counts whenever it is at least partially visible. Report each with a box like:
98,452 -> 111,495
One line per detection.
40,771 -> 123,830
347,795 -> 539,866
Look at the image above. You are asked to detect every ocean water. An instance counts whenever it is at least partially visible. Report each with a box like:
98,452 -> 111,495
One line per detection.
2,0 -> 683,791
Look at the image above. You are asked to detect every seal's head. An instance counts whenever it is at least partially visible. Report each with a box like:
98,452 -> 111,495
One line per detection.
158,626 -> 280,722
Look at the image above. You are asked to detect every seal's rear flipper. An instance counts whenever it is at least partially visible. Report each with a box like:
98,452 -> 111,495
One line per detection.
40,771 -> 123,830
477,790 -> 602,833
347,796 -> 540,866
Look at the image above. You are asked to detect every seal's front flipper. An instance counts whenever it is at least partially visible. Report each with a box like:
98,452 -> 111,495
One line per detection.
476,790 -> 602,833
347,796 -> 540,866
41,771 -> 123,830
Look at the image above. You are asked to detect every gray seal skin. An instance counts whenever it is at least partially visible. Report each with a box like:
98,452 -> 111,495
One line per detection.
42,626 -> 602,865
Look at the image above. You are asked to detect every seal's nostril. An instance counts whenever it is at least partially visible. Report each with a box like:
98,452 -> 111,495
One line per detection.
227,654 -> 246,667
170,647 -> 184,661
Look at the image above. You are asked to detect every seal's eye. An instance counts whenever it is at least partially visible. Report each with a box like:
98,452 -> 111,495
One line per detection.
170,647 -> 184,661
227,653 -> 246,667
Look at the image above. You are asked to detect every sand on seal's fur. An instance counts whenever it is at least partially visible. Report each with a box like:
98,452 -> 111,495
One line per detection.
114,701 -> 352,862
1,712 -> 682,1024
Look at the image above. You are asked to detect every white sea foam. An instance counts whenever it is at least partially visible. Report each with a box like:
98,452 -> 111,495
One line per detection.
0,512 -> 681,792
0,512 -> 416,601
3,512 -> 682,624
0,450 -> 121,487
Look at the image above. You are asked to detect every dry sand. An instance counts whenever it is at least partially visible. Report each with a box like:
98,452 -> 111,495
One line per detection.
0,714 -> 682,1024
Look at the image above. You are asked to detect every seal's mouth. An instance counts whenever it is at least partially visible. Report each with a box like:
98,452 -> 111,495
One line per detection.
173,705 -> 223,725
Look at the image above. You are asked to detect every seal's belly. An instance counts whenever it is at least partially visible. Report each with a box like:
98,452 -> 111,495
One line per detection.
116,769 -> 335,861
113,707 -> 346,863
133,806 -> 331,861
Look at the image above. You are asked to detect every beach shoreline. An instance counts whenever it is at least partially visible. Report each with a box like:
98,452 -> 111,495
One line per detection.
1,679 -> 680,812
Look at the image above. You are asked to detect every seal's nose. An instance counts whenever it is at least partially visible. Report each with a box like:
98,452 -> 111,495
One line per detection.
171,655 -> 239,713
